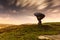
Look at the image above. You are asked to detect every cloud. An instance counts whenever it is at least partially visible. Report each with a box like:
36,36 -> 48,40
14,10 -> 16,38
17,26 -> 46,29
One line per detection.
0,0 -> 60,24
0,0 -> 53,10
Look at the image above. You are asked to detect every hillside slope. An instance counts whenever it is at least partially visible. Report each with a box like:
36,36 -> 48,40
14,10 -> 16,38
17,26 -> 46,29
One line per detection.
0,22 -> 60,40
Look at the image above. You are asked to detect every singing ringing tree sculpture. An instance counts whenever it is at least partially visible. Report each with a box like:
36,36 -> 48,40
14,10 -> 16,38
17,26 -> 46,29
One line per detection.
34,12 -> 45,25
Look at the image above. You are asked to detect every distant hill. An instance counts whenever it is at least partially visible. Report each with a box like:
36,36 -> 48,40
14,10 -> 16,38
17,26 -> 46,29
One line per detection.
0,24 -> 15,29
0,22 -> 60,40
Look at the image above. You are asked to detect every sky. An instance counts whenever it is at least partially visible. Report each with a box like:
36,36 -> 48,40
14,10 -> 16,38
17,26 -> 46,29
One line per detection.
0,0 -> 60,25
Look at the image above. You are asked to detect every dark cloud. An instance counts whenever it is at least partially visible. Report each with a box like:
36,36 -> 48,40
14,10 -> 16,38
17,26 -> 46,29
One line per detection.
0,0 -> 53,10
0,0 -> 60,17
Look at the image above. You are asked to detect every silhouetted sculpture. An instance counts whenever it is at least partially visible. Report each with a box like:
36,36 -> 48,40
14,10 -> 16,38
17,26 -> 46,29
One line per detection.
34,12 -> 45,25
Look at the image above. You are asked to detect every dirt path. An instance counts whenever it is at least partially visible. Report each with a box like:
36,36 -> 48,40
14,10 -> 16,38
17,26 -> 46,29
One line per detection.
44,35 -> 60,40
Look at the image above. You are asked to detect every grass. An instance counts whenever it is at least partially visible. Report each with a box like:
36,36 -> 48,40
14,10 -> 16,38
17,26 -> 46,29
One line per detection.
0,22 -> 60,40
